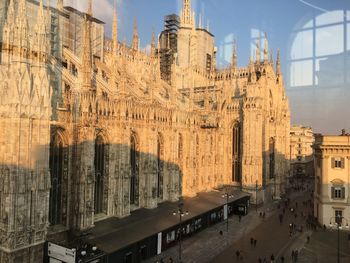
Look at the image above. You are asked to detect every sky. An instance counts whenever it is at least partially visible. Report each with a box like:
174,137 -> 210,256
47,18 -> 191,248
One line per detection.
59,0 -> 350,134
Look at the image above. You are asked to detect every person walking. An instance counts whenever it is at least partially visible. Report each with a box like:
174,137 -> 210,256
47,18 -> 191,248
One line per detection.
236,250 -> 240,260
254,239 -> 257,247
270,254 -> 275,263
280,255 -> 285,262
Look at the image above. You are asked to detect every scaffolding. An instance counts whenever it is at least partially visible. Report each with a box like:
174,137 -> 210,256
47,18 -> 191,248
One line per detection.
159,14 -> 180,84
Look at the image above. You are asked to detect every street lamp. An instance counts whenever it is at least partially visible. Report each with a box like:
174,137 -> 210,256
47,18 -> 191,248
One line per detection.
173,203 -> 189,263
329,215 -> 349,263
222,192 -> 234,233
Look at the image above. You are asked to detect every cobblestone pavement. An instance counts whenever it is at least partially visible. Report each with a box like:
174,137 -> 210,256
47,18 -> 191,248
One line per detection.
213,190 -> 313,263
145,186 -> 310,263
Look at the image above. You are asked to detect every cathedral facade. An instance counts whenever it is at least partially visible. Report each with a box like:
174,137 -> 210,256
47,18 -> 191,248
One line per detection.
0,0 -> 290,262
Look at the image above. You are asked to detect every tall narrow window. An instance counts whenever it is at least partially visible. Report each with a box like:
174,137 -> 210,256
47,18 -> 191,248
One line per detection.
94,135 -> 105,214
130,133 -> 139,205
232,123 -> 241,182
157,133 -> 164,199
269,138 -> 275,179
49,131 -> 67,225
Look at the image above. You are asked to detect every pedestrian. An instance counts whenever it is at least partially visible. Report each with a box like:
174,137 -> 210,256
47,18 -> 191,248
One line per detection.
236,250 -> 240,260
323,224 -> 326,231
295,250 -> 298,261
270,254 -> 275,263
279,214 -> 283,225
169,257 -> 173,263
263,212 -> 266,219
254,239 -> 257,247
307,235 -> 310,243
219,230 -> 223,236
263,257 -> 267,263
258,257 -> 262,263
250,237 -> 254,246
291,250 -> 295,261
280,255 -> 285,262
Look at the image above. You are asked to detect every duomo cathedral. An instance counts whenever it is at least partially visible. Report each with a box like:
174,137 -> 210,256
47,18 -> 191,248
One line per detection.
0,0 -> 290,261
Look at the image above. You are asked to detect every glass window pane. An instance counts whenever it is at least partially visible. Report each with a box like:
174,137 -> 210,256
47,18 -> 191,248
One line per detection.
291,30 -> 313,60
316,11 -> 344,26
316,25 -> 344,57
290,60 -> 313,87
348,23 -> 350,50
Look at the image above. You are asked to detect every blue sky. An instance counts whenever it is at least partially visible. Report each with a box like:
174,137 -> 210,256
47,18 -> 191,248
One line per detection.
62,0 -> 348,70
62,0 -> 350,134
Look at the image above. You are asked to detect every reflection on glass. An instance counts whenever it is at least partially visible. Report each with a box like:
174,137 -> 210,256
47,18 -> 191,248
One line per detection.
316,25 -> 343,56
290,60 -> 313,87
316,10 -> 344,26
291,30 -> 313,60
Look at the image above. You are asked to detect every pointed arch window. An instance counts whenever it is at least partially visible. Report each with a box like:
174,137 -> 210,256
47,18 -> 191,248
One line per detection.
49,130 -> 68,226
157,133 -> 164,199
130,133 -> 139,205
94,135 -> 106,214
269,137 -> 275,179
232,123 -> 241,182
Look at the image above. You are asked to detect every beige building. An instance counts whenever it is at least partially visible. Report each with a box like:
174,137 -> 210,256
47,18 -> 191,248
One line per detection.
0,0 -> 290,262
314,133 -> 350,226
290,125 -> 314,177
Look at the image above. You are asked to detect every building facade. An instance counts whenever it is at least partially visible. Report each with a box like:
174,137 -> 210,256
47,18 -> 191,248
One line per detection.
314,133 -> 350,226
290,125 -> 314,177
0,0 -> 290,262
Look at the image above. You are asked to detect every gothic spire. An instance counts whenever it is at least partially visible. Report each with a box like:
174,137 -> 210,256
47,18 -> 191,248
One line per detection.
88,0 -> 93,16
14,0 -> 29,60
47,0 -> 51,30
57,0 -> 63,10
34,0 -> 47,53
181,0 -> 194,27
112,0 -> 118,54
263,33 -> 268,63
232,39 -> 237,72
81,3 -> 93,90
132,17 -> 139,51
4,0 -> 15,28
1,0 -> 15,64
276,49 -> 281,76
249,52 -> 256,83
151,31 -> 156,56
